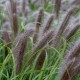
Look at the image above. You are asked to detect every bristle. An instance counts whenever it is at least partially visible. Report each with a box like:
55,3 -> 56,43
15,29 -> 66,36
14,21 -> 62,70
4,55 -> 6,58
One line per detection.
42,14 -> 54,34
22,0 -> 26,12
9,0 -> 14,7
2,31 -> 11,47
60,57 -> 77,80
14,28 -> 35,74
66,39 -> 80,59
65,23 -> 80,40
12,13 -> 18,36
10,0 -> 17,14
35,7 -> 44,31
51,7 -> 75,47
24,23 -> 36,37
10,0 -> 18,37
36,50 -> 46,69
29,30 -> 54,64
33,7 -> 44,43
2,15 -> 9,23
60,56 -> 80,80
59,39 -> 80,80
23,6 -> 30,24
36,14 -> 54,69
24,6 -> 30,17
54,0 -> 61,18
2,22 -> 11,47
57,7 -> 75,37
5,1 -> 12,17
13,32 -> 27,74
33,30 -> 54,52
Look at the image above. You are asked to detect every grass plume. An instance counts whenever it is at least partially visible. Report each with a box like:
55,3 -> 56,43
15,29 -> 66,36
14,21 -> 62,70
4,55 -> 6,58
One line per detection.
59,39 -> 80,80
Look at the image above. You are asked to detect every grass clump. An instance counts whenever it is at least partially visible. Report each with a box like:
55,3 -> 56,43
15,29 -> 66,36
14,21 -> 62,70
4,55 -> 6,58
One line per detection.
0,0 -> 80,80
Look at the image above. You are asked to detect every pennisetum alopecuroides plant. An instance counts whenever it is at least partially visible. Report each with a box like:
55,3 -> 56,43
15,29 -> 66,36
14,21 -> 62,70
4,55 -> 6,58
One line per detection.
0,0 -> 80,79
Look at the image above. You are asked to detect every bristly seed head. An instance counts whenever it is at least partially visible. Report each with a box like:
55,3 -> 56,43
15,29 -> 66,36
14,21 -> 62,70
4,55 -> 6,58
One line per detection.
33,7 -> 44,43
13,32 -> 27,74
59,39 -> 80,80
